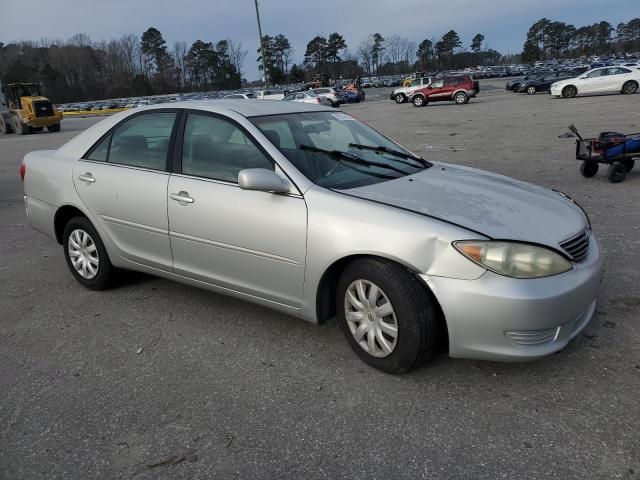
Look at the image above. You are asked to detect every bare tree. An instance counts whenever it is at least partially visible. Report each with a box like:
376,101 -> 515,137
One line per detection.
173,41 -> 188,89
227,39 -> 248,79
357,36 -> 374,74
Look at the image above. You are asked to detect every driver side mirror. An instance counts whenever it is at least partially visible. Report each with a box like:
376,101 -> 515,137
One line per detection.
238,168 -> 289,193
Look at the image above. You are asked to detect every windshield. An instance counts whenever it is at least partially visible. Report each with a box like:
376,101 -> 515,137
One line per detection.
250,112 -> 425,189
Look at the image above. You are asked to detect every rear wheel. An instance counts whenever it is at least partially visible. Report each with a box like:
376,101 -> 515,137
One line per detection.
48,123 -> 61,132
394,93 -> 406,104
454,92 -> 468,104
526,86 -> 537,95
622,81 -> 638,95
412,95 -> 427,107
562,85 -> 577,98
607,162 -> 627,183
580,161 -> 599,178
63,216 -> 114,290
336,258 -> 441,373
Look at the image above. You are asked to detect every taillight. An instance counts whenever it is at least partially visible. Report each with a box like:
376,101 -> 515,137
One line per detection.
20,162 -> 26,182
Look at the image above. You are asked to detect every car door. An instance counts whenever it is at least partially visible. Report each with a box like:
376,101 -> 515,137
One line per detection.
539,72 -> 558,90
603,67 -> 631,92
579,69 -> 607,94
167,111 -> 307,307
73,110 -> 178,270
426,78 -> 447,101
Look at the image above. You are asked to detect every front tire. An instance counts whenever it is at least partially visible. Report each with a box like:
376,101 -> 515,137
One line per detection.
412,95 -> 427,107
336,258 -> 441,373
622,81 -> 638,95
562,85 -> 577,98
394,93 -> 406,104
48,123 -> 61,132
580,161 -> 599,178
526,86 -> 537,95
63,216 -> 114,290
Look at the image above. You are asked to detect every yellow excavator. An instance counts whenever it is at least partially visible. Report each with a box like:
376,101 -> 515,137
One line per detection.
0,81 -> 62,134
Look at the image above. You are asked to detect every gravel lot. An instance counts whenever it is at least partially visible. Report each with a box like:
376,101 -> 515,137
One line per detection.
1,79 -> 639,479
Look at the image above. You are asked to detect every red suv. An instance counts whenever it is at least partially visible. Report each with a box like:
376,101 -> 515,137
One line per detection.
409,75 -> 479,107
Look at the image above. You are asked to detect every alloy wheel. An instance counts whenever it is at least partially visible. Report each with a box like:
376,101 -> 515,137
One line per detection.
67,229 -> 100,279
344,279 -> 398,358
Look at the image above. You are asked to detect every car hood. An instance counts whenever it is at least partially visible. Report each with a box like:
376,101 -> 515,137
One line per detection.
343,163 -> 588,247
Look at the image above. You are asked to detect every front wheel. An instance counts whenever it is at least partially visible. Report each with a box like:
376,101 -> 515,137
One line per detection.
412,95 -> 427,107
454,92 -> 468,104
562,85 -> 577,98
394,93 -> 406,104
526,86 -> 537,95
48,123 -> 61,132
580,161 -> 598,178
63,216 -> 114,290
337,258 -> 441,373
622,81 -> 638,95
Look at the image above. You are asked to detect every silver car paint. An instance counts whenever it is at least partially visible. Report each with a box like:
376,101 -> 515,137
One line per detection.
23,100 -> 603,362
344,163 -> 588,247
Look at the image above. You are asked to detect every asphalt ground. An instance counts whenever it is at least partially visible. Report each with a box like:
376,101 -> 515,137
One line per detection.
1,79 -> 639,479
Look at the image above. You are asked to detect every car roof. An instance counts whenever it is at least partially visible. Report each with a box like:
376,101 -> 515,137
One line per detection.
163,99 -> 332,117
54,100 -> 334,158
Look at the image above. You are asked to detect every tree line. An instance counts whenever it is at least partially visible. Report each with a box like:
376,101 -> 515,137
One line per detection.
522,17 -> 640,62
1,18 -> 639,103
0,28 -> 247,103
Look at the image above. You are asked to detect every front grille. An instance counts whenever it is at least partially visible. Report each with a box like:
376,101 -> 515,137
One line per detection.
560,230 -> 590,262
505,327 -> 560,348
33,101 -> 54,118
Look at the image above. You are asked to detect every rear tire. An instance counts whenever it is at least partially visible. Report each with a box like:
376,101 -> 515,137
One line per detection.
526,86 -> 537,95
412,95 -> 427,107
562,85 -> 577,98
607,162 -> 627,183
454,92 -> 468,104
336,258 -> 441,373
622,81 -> 638,95
48,123 -> 61,132
394,93 -> 406,104
580,161 -> 599,178
63,216 -> 114,290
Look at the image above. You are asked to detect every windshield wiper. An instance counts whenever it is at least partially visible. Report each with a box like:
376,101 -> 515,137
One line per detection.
348,143 -> 431,168
299,144 -> 409,176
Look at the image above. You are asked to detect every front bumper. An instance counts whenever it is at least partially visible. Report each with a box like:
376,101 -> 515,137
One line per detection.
550,85 -> 564,96
422,235 -> 603,361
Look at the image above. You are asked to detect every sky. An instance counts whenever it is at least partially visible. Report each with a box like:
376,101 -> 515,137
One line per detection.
1,0 -> 637,80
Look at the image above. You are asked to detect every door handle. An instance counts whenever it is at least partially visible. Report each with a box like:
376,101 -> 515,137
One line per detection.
78,173 -> 95,184
169,191 -> 194,204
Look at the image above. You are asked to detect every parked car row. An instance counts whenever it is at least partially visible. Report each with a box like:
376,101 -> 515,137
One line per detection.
506,66 -> 640,98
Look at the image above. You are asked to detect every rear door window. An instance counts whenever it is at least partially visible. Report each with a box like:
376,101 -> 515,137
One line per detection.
84,112 -> 177,171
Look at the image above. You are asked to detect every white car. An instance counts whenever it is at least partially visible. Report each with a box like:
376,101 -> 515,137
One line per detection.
283,92 -> 332,106
308,87 -> 341,107
223,93 -> 256,100
551,66 -> 640,98
390,77 -> 433,104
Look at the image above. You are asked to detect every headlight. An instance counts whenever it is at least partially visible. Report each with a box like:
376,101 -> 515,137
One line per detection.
453,241 -> 572,278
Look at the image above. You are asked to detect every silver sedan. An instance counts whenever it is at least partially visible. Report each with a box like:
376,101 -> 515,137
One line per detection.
22,101 -> 602,373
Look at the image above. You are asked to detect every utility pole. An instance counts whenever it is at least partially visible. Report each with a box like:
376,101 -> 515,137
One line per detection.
254,0 -> 268,88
